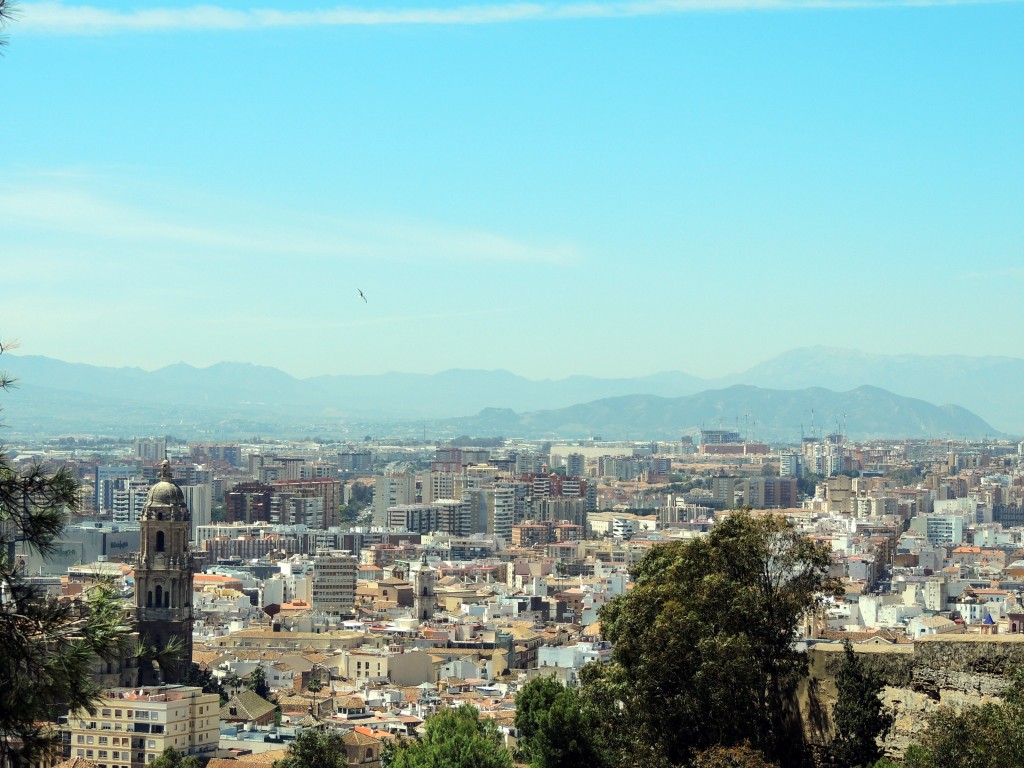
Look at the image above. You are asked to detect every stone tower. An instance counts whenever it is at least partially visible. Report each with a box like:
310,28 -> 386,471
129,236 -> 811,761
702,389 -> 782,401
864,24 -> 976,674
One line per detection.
412,552 -> 436,621
135,460 -> 193,684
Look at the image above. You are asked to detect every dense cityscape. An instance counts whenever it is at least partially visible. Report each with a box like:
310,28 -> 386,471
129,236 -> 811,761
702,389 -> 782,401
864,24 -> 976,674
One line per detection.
4,420 -> 1024,767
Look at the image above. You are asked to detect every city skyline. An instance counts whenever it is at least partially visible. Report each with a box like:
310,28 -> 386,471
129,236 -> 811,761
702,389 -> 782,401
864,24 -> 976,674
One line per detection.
3,0 -> 1022,380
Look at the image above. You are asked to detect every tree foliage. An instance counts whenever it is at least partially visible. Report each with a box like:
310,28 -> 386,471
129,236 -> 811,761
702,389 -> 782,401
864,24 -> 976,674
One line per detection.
386,704 -> 512,768
0,346 -> 133,764
829,640 -> 893,768
247,666 -> 271,700
588,510 -> 839,767
515,676 -> 606,768
0,0 -> 10,48
338,482 -> 373,526
692,744 -> 779,768
185,662 -> 227,703
514,676 -> 563,760
274,728 -> 348,768
150,747 -> 200,768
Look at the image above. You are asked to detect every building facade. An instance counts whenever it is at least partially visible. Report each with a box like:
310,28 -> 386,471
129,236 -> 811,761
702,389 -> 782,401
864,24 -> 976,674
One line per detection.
65,686 -> 219,768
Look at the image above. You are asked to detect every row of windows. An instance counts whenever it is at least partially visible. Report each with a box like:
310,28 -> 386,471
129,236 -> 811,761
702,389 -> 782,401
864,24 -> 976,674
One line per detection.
77,749 -> 154,763
95,710 -> 160,721
76,737 -> 157,747
78,739 -> 161,749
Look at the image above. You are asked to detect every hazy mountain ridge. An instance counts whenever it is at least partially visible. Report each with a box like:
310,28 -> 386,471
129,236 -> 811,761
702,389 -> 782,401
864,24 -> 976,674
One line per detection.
0,349 -> 1016,439
716,346 -> 1023,431
444,385 -> 998,442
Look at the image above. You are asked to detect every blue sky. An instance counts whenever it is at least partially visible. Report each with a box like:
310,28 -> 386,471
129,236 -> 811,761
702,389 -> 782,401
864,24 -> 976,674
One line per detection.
2,0 -> 1022,380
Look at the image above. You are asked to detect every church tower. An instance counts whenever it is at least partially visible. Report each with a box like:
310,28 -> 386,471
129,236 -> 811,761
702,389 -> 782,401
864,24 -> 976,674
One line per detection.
412,552 -> 436,621
135,460 -> 193,684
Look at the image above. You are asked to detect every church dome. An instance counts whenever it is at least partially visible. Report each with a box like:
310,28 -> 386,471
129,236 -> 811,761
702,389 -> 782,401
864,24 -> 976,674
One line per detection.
142,460 -> 190,521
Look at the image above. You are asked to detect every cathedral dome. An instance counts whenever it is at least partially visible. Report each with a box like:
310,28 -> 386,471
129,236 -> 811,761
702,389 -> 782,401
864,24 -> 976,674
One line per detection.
142,460 -> 190,521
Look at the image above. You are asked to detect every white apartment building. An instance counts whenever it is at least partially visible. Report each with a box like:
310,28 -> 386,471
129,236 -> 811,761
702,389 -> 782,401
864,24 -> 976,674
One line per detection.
112,480 -> 152,524
181,484 -> 212,539
271,493 -> 324,528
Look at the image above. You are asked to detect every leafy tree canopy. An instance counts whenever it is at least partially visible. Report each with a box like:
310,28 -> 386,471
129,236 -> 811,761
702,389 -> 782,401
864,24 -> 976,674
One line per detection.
386,704 -> 512,768
515,676 -> 607,768
692,744 -> 779,768
514,676 -> 564,760
274,728 -> 347,768
590,510 -> 839,767
151,747 -> 200,768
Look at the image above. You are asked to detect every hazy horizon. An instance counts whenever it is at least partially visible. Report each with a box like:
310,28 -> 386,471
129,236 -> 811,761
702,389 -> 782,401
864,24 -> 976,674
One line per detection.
4,344 -> 1024,386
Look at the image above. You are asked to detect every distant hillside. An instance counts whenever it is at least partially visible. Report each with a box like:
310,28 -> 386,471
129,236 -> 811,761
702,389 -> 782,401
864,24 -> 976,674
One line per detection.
2,355 -> 708,426
721,346 -> 1024,433
442,385 -> 999,442
0,352 -> 1014,440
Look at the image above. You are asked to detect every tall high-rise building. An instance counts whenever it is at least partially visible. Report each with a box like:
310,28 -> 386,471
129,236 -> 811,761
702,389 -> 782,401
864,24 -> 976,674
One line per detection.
271,491 -> 324,527
134,437 -> 168,463
311,550 -> 357,616
272,478 -> 342,528
566,453 -> 586,478
112,479 -> 152,524
225,482 -> 273,524
181,484 -> 212,539
135,461 -> 193,685
374,474 -> 416,526
95,464 -> 140,514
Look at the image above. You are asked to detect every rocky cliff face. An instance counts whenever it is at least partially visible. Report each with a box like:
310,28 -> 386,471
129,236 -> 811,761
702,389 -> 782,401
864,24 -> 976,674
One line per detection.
801,635 -> 1024,756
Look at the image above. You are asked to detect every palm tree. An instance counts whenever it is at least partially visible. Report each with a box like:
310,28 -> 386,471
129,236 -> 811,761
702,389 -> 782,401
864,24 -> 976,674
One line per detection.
306,673 -> 324,719
224,672 -> 244,699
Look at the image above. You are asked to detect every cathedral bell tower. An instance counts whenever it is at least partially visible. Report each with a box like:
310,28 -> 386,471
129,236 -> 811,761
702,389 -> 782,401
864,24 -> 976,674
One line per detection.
412,552 -> 436,622
135,460 -> 193,684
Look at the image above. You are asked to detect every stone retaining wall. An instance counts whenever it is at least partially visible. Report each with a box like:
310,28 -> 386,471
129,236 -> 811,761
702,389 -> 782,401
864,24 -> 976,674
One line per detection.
800,635 -> 1024,755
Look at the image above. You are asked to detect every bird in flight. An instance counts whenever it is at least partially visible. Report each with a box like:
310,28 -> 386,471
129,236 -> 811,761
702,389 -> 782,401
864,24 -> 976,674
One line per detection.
358,289 -> 367,303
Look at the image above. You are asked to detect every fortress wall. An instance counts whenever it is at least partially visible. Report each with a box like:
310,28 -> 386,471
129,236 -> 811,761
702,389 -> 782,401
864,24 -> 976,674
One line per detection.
800,635 -> 1024,755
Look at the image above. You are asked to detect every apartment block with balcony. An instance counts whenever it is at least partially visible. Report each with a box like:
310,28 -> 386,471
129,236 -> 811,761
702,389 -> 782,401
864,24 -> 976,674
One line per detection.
64,686 -> 219,768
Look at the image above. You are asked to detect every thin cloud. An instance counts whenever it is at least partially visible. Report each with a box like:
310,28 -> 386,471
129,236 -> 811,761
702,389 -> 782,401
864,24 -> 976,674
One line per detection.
958,266 -> 1024,280
19,0 -> 1021,35
0,177 -> 579,266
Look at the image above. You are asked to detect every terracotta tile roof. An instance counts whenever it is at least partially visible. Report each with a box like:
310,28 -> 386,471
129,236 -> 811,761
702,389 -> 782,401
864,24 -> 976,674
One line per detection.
220,690 -> 277,722
55,757 -> 100,768
235,749 -> 290,765
342,730 -> 380,747
193,650 -> 225,667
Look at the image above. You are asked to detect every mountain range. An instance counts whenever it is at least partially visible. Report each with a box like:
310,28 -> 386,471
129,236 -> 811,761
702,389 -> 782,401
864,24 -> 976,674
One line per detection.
0,347 -> 1018,441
